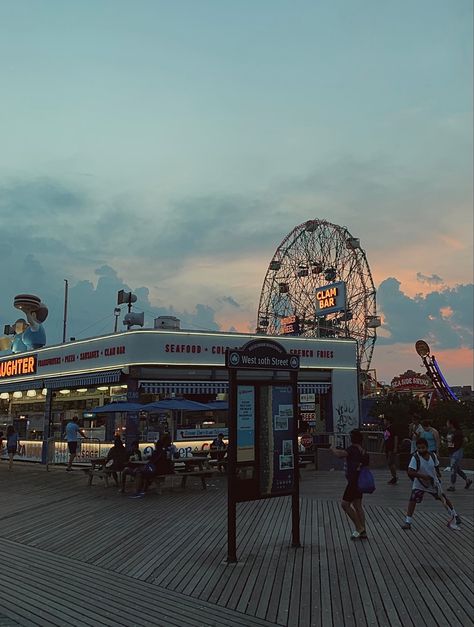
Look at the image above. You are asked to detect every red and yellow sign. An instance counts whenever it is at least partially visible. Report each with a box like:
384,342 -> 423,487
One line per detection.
0,355 -> 37,379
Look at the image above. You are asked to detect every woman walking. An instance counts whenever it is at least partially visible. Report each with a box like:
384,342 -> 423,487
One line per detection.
6,425 -> 19,471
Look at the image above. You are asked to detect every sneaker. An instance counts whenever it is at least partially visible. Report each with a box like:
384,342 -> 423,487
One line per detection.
447,516 -> 460,530
128,492 -> 145,499
465,479 -> 472,490
455,515 -> 462,526
358,530 -> 368,540
66,467 -> 72,472
447,486 -> 455,492
350,531 -> 360,540
388,477 -> 398,485
401,522 -> 411,530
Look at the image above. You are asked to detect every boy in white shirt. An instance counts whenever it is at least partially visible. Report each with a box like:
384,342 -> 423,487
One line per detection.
402,437 -> 460,530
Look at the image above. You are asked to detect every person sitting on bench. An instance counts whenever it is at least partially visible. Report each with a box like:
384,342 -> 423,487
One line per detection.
119,441 -> 142,494
210,433 -> 227,472
105,436 -> 129,486
129,439 -> 170,499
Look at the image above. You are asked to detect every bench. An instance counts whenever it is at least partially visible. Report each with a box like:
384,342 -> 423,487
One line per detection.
139,470 -> 217,493
86,465 -> 122,487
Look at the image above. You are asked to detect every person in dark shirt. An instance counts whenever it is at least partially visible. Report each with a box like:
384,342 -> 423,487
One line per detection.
330,429 -> 370,540
129,440 -> 171,499
383,418 -> 398,485
105,436 -> 129,487
446,419 -> 472,491
119,441 -> 142,494
210,433 -> 227,472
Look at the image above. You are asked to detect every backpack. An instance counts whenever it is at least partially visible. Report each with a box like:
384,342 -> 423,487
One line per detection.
358,466 -> 376,494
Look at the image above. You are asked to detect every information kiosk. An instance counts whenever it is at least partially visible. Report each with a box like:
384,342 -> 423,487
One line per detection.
226,339 -> 300,562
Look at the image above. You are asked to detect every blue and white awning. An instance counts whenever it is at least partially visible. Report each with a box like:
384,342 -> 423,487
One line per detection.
46,370 -> 123,389
139,380 -> 229,395
298,382 -> 331,395
139,380 -> 331,396
0,379 -> 45,393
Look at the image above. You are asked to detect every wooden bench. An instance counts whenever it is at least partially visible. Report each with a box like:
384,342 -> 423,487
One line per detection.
86,458 -> 123,487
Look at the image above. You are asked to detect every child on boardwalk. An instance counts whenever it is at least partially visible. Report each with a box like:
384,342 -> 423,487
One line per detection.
402,437 -> 460,530
330,429 -> 370,540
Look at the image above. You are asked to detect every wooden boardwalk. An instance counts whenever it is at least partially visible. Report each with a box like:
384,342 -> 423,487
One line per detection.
0,463 -> 472,627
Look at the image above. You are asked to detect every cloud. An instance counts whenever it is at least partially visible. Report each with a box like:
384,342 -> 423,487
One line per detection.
377,278 -> 473,350
416,272 -> 443,285
220,296 -> 240,308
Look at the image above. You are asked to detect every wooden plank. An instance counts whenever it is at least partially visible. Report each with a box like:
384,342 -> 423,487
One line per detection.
1,539 -> 276,627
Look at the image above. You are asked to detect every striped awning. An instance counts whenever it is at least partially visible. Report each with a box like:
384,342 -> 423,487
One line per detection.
46,369 -> 123,390
139,380 -> 331,396
139,380 -> 229,395
298,382 -> 331,395
0,379 -> 45,393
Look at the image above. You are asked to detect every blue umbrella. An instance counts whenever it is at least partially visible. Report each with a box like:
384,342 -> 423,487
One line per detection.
143,399 -> 209,411
91,402 -> 144,413
206,401 -> 229,411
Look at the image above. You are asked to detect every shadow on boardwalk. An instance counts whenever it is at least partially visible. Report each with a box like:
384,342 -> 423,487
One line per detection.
0,462 -> 472,627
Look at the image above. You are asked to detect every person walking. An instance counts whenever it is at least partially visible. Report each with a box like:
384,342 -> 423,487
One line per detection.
402,437 -> 460,530
409,413 -> 424,454
420,419 -> 440,454
65,416 -> 87,471
330,429 -> 370,539
6,426 -> 19,471
383,418 -> 398,484
446,419 -> 472,492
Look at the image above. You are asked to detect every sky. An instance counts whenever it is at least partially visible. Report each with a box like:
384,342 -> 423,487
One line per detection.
0,0 -> 472,385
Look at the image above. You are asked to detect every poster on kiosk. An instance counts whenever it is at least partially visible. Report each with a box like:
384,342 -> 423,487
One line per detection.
226,339 -> 300,562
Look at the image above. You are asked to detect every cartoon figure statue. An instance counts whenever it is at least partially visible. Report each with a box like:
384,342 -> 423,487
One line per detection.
0,294 -> 48,353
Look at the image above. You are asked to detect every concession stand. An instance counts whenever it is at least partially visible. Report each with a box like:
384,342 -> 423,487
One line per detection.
0,329 -> 359,464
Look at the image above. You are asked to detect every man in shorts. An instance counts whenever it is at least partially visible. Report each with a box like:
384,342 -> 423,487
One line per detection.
330,429 -> 370,539
65,416 -> 87,471
402,437 -> 460,530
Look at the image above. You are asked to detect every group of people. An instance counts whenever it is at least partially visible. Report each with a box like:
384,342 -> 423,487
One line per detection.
63,415 -> 228,498
331,415 -> 471,539
383,414 -> 472,491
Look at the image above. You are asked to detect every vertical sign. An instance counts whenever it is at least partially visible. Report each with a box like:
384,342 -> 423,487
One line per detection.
271,385 -> 295,494
237,385 -> 255,462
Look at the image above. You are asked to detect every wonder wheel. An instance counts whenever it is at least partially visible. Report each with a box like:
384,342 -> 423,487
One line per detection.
256,219 -> 380,371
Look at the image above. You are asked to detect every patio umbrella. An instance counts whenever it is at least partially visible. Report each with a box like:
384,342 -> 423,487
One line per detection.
90,402 -> 144,413
143,399 -> 209,411
205,401 -> 229,411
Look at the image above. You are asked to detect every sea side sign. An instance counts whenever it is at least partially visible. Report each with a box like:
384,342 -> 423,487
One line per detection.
391,371 -> 432,390
315,281 -> 346,315
0,355 -> 37,379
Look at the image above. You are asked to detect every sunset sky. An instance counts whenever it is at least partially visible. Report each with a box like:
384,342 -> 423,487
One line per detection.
0,1 -> 472,385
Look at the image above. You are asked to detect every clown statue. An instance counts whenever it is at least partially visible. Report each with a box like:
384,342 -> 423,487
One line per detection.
0,294 -> 48,353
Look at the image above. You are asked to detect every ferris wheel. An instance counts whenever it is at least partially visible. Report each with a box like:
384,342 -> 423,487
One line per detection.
256,219 -> 381,371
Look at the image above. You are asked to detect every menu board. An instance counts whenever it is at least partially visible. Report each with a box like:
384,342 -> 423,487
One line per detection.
258,385 -> 295,496
237,385 -> 255,462
271,385 -> 295,494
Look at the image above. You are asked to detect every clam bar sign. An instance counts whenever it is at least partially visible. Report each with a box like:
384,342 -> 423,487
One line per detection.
0,355 -> 37,379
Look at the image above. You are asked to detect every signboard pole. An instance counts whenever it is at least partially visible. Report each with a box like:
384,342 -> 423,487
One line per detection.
291,371 -> 301,548
227,369 -> 238,563
41,388 -> 53,466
